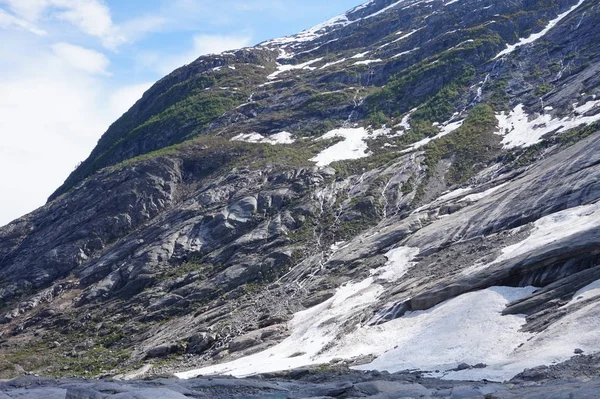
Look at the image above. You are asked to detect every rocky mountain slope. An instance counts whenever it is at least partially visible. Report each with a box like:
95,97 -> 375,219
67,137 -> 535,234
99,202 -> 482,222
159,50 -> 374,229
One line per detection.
1,0 -> 600,388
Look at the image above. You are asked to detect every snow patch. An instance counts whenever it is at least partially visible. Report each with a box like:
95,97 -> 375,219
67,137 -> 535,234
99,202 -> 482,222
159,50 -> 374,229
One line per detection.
350,0 -> 376,13
354,286 -> 537,381
437,187 -> 472,202
411,186 -> 474,214
175,285 -> 542,382
496,101 -> 600,148
262,14 -> 350,48
402,119 -> 465,152
380,28 -> 423,49
496,202 -> 600,263
261,0 -> 416,50
268,58 -> 324,80
459,183 -> 508,203
494,0 -> 586,59
354,59 -> 383,65
175,248 -> 417,379
176,276 -> 596,383
395,28 -> 422,41
576,99 -> 600,114
486,299 -> 600,381
231,132 -> 295,145
319,59 -> 346,69
175,276 -> 385,378
565,280 -> 600,307
366,0 -> 411,20
310,127 -> 390,167
463,202 -> 600,276
395,108 -> 417,130
373,247 -> 420,282
351,51 -> 371,59
311,127 -> 370,166
392,47 -> 419,59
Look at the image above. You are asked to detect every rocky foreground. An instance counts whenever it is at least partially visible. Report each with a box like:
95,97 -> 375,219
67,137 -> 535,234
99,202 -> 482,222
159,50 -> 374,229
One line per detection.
2,354 -> 600,399
2,0 -> 600,385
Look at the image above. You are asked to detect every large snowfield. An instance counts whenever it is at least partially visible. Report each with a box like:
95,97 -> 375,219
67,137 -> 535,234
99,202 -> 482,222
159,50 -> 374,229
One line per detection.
177,229 -> 600,381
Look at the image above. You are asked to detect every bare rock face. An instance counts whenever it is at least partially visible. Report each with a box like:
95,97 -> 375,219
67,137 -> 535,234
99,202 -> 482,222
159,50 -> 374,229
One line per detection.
0,158 -> 183,304
1,0 -> 600,384
228,325 -> 285,353
1,364 -> 599,399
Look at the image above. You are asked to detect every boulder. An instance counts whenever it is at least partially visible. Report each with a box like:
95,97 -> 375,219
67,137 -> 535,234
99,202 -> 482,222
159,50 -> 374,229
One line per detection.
109,388 -> 189,399
302,291 -> 335,308
145,343 -> 185,359
228,325 -> 284,353
186,332 -> 216,354
66,387 -> 105,399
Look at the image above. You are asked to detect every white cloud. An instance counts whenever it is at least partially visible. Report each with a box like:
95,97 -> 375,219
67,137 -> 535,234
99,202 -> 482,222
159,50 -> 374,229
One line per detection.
234,0 -> 285,11
152,33 -> 253,75
0,8 -> 47,35
51,42 -> 111,75
0,36 -> 152,227
0,0 -> 126,50
118,14 -> 167,43
192,33 -> 252,55
51,0 -> 125,50
0,0 -> 49,21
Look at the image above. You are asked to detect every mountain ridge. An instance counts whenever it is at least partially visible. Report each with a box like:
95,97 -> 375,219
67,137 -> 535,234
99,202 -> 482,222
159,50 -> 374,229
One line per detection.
49,0 -> 593,200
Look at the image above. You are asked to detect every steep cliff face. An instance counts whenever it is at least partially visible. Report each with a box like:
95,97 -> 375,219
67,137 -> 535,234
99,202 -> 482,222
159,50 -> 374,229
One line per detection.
1,0 -> 600,382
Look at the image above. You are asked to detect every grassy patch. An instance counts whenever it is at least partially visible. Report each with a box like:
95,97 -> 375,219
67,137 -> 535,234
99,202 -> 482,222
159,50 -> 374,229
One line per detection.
423,104 -> 501,183
158,261 -> 213,281
0,339 -> 132,379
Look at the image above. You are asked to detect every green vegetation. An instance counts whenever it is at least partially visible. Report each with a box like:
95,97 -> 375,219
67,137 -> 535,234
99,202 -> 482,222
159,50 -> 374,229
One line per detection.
51,60 -> 274,199
111,133 -> 329,174
335,215 -> 377,241
489,78 -> 510,111
401,177 -> 415,195
134,94 -> 238,137
330,151 -> 400,178
302,91 -> 354,115
367,60 -> 476,122
535,82 -> 553,96
0,337 -> 132,379
158,261 -> 213,281
558,121 -> 600,147
288,217 -> 316,243
393,119 -> 441,148
365,110 -> 392,129
364,29 -> 502,124
411,65 -> 475,123
236,139 -> 325,169
423,104 -> 500,183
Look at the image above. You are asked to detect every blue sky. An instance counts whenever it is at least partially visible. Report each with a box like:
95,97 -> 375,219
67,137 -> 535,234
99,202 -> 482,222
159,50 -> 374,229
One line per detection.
0,0 -> 364,226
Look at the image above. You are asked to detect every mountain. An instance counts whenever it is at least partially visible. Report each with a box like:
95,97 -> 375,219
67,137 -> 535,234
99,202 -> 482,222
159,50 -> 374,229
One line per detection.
1,0 -> 600,387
